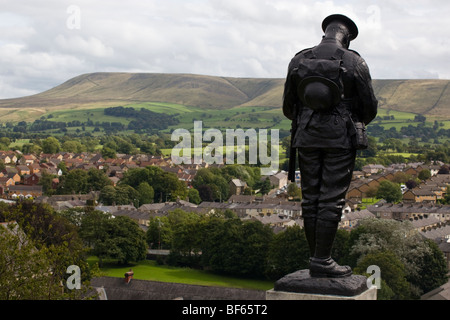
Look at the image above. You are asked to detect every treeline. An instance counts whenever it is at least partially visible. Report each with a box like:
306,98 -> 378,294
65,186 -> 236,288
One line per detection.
368,122 -> 450,142
5,133 -> 174,158
104,106 -> 179,131
358,137 -> 450,165
39,163 -> 189,207
6,119 -> 128,134
0,106 -> 180,136
191,165 -> 271,203
281,135 -> 450,171
41,160 -> 275,207
145,209 -> 448,300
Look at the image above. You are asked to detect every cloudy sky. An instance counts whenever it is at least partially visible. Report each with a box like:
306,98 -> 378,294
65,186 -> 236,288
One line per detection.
0,0 -> 449,99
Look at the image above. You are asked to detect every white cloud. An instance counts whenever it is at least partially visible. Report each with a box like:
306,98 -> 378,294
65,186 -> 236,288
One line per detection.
54,35 -> 114,58
0,0 -> 449,98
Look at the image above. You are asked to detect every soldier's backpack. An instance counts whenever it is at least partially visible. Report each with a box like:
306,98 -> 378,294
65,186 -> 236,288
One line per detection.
294,48 -> 345,113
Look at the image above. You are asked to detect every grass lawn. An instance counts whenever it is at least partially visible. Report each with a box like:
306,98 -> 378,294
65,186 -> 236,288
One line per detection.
88,257 -> 273,291
358,198 -> 380,210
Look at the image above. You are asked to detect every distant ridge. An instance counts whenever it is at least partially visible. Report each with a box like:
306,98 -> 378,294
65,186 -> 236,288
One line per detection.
0,72 -> 448,122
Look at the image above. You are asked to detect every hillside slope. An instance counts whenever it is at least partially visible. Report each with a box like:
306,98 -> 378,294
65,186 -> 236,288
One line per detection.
0,72 -> 448,122
372,79 -> 450,117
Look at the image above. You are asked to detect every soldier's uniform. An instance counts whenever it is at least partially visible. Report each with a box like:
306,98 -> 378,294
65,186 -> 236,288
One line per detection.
282,14 -> 378,277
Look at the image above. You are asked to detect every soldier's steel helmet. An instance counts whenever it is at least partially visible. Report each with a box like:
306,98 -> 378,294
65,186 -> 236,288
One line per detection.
297,76 -> 341,112
322,14 -> 358,41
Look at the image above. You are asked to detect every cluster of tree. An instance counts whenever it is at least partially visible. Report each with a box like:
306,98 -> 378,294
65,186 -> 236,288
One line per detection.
59,168 -> 113,195
0,202 -> 99,299
373,180 -> 404,203
368,115 -> 450,142
146,209 -> 273,278
104,106 -> 179,132
117,166 -> 188,204
147,210 -> 448,300
38,162 -> 188,207
191,165 -> 271,202
358,139 -> 450,167
5,133 -> 173,160
0,202 -> 149,299
60,207 -> 148,267
5,119 -> 129,135
103,164 -> 272,206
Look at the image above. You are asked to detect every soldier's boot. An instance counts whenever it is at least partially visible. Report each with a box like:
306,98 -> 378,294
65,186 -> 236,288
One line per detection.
303,218 -> 316,258
309,219 -> 352,278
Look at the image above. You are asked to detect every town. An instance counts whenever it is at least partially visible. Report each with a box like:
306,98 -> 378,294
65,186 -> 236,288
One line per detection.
1,148 -> 449,274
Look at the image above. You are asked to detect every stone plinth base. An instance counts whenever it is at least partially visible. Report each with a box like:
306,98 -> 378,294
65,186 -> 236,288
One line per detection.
266,286 -> 377,300
266,269 -> 377,300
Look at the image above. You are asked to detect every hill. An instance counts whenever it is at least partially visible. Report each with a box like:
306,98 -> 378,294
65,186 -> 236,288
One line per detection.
0,72 -> 448,122
372,79 -> 450,118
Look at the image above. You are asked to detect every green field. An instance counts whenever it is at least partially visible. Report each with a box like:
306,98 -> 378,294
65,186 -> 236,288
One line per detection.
89,257 -> 273,291
42,101 -> 437,135
40,102 -> 288,136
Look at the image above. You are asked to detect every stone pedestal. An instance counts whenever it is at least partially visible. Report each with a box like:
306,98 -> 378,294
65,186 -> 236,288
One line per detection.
266,269 -> 377,300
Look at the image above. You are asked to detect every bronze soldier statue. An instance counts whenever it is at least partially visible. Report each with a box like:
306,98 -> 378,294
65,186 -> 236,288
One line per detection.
283,14 -> 378,277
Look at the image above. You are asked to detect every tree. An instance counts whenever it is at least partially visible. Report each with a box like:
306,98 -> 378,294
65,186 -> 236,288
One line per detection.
87,168 -> 112,192
115,185 -> 139,206
191,168 -> 228,202
99,185 -> 117,205
418,169 -> 431,181
38,170 -> 57,195
405,179 -> 418,190
259,177 -> 272,195
78,209 -> 111,250
169,210 -> 204,266
376,180 -> 402,203
358,136 -> 378,158
354,250 -> 408,300
80,213 -> 147,265
196,185 -> 214,202
201,217 -> 272,277
101,146 -> 116,159
287,183 -> 302,200
0,203 -> 94,299
265,225 -> 309,279
391,171 -> 411,184
365,185 -> 378,199
120,166 -> 187,203
347,218 -> 445,299
146,216 -> 171,249
62,140 -> 84,153
0,224 -> 63,299
413,239 -> 449,295
137,182 -> 154,206
41,136 -> 61,154
187,188 -> 202,205
57,161 -> 68,175
61,169 -> 89,194
155,171 -> 188,202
